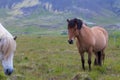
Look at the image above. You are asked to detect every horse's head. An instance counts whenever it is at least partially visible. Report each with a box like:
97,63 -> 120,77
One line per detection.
0,36 -> 17,76
67,18 -> 83,44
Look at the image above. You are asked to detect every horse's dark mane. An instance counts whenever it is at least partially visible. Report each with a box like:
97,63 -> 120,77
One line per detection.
68,19 -> 76,28
68,18 -> 83,29
75,18 -> 83,29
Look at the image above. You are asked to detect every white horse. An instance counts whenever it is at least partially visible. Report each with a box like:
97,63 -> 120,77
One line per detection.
0,23 -> 17,75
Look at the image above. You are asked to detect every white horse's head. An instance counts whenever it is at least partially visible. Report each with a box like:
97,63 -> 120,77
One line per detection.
0,36 -> 17,75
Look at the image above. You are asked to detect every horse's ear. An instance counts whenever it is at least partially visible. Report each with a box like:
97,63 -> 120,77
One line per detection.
67,19 -> 69,22
13,36 -> 17,40
74,18 -> 78,23
74,18 -> 83,30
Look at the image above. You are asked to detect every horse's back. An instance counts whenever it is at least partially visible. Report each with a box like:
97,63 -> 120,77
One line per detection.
91,26 -> 108,51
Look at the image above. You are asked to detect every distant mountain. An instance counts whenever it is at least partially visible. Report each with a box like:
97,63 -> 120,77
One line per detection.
0,0 -> 119,15
0,0 -> 120,35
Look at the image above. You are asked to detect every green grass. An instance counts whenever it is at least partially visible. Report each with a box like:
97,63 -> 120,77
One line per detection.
0,35 -> 120,80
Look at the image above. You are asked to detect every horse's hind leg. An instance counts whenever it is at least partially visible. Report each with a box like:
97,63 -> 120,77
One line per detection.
98,51 -> 102,66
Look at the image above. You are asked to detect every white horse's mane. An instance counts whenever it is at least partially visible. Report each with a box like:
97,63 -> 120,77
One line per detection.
0,23 -> 16,59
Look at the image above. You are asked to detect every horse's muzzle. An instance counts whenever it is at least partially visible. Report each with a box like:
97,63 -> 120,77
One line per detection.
5,69 -> 13,76
68,40 -> 73,44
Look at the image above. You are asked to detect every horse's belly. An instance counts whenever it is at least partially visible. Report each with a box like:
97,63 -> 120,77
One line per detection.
94,36 -> 107,51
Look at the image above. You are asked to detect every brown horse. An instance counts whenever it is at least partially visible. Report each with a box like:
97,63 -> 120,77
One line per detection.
67,18 -> 108,70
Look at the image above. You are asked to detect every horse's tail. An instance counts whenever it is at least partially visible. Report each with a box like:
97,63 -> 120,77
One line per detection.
98,27 -> 108,45
102,29 -> 108,46
97,51 -> 102,66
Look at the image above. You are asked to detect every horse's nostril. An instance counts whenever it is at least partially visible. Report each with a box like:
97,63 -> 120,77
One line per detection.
5,69 -> 13,76
68,40 -> 73,44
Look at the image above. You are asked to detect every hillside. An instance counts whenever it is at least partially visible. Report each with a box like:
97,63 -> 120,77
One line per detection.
0,0 -> 120,35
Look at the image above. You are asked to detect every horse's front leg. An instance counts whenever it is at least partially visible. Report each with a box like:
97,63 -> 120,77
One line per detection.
80,52 -> 85,70
88,47 -> 93,71
88,53 -> 92,71
94,58 -> 97,65
94,52 -> 98,65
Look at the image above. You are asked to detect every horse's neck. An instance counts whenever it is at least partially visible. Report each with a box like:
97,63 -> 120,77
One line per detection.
76,25 -> 92,45
77,25 -> 91,39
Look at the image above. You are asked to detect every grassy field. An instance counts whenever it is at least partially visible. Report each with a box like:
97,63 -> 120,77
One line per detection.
0,35 -> 120,80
